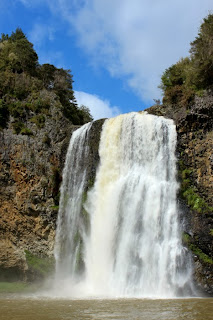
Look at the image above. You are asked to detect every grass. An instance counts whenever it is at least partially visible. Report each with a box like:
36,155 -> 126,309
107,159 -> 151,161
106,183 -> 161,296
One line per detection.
0,282 -> 36,293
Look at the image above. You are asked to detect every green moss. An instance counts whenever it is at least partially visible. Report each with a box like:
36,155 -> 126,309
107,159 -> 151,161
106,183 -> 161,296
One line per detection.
183,187 -> 212,213
51,205 -> 59,210
210,229 -> 213,236
181,178 -> 191,190
189,244 -> 213,265
182,232 -> 191,244
181,168 -> 191,179
25,250 -> 54,276
182,232 -> 213,265
179,162 -> 213,214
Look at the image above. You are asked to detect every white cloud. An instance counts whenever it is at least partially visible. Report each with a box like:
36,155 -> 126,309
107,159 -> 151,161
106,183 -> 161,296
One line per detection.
29,23 -> 55,48
28,23 -> 66,68
19,0 -> 213,103
19,0 -> 44,7
55,0 -> 212,102
75,91 -> 120,120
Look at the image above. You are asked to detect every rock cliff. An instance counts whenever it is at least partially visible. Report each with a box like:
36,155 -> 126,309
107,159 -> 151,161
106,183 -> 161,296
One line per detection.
0,110 -> 105,282
146,90 -> 213,294
0,90 -> 212,295
0,106 -> 76,281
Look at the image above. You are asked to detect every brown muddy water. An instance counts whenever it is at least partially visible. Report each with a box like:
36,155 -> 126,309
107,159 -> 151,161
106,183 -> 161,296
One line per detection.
0,296 -> 212,320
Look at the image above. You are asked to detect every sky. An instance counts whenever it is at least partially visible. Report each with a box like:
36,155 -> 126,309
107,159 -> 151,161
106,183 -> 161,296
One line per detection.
0,1 -> 212,120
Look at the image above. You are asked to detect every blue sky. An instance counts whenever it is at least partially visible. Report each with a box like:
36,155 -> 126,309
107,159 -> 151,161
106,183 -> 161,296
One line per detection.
0,1 -> 212,119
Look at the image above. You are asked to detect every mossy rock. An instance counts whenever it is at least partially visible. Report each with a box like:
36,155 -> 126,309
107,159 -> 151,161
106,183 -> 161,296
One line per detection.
25,250 -> 55,280
179,162 -> 213,214
182,232 -> 213,265
183,187 -> 213,213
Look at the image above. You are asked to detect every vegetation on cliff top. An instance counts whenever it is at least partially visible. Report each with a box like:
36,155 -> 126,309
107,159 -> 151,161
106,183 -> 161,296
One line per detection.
159,13 -> 213,216
0,28 -> 93,131
159,13 -> 213,106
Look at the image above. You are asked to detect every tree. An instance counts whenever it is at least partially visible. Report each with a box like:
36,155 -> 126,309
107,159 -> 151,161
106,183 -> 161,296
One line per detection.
190,13 -> 213,89
0,28 -> 38,75
159,58 -> 191,92
38,64 -> 56,89
78,105 -> 93,123
13,38 -> 38,74
159,13 -> 213,106
0,33 -> 9,42
0,28 -> 91,129
159,58 -> 194,105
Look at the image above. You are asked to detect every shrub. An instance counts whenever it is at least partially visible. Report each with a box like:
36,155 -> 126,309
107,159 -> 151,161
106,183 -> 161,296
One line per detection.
20,127 -> 33,136
12,121 -> 24,134
30,114 -> 45,128
160,14 -> 213,105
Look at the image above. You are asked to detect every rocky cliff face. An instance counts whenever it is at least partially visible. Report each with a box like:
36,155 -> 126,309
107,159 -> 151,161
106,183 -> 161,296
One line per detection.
1,91 -> 212,295
0,106 -> 76,281
146,90 -> 213,294
0,110 -> 105,282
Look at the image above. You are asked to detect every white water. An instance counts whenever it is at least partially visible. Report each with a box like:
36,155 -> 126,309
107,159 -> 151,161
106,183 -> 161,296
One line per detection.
54,122 -> 92,280
54,112 -> 193,298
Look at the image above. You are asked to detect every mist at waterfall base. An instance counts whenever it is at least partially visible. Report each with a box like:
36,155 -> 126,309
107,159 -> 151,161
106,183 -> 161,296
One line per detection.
53,112 -> 193,299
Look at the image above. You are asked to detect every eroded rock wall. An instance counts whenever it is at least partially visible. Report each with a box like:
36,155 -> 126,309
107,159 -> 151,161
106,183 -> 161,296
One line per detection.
146,90 -> 213,294
0,107 -> 76,281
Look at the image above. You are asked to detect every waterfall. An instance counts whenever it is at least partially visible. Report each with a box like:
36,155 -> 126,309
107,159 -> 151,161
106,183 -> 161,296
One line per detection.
54,122 -> 92,281
54,112 -> 193,298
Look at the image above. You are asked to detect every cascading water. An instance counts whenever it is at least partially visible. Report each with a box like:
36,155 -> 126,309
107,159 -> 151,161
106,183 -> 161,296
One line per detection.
54,112 -> 193,298
54,122 -> 92,282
